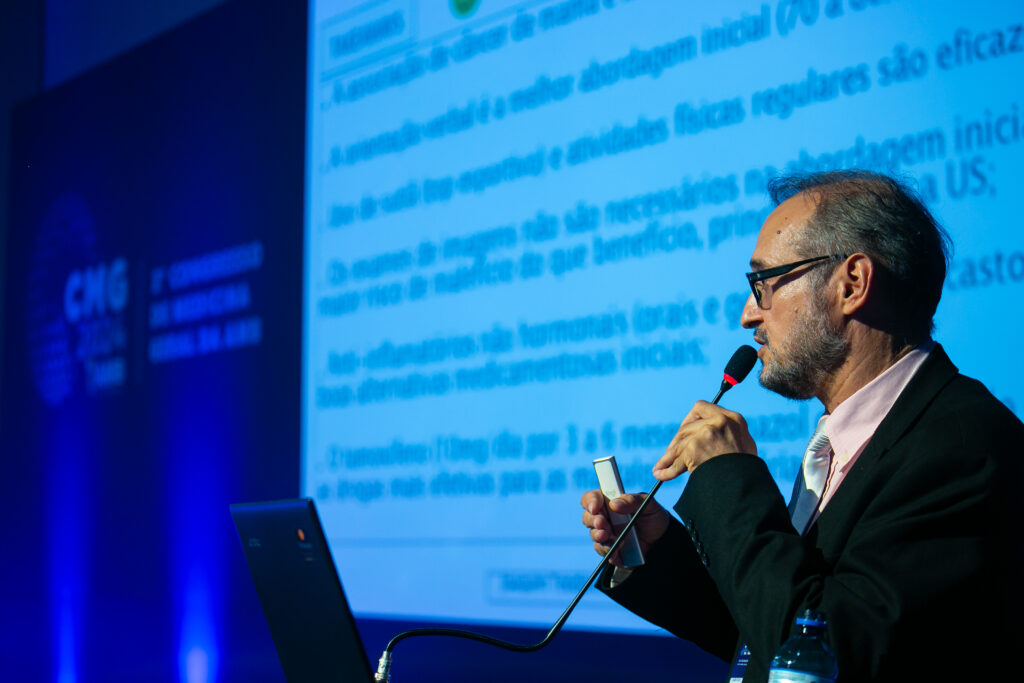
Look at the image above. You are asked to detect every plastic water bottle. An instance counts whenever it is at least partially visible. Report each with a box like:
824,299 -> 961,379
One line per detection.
767,609 -> 838,683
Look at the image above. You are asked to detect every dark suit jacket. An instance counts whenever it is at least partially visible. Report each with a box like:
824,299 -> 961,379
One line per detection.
602,346 -> 1024,681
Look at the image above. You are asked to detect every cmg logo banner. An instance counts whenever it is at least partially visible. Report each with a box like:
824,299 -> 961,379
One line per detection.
26,193 -> 131,406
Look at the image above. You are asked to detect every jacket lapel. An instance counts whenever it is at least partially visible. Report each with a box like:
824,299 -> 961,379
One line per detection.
810,344 -> 959,536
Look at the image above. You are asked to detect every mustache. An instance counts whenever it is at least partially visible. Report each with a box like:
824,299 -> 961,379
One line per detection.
754,326 -> 769,348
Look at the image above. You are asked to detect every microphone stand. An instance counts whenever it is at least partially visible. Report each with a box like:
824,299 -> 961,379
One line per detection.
374,480 -> 665,681
374,363 -> 749,681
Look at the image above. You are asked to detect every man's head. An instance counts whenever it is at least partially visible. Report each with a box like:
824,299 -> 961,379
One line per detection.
741,170 -> 951,400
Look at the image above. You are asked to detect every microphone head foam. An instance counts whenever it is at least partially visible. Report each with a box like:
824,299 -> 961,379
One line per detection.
723,345 -> 758,386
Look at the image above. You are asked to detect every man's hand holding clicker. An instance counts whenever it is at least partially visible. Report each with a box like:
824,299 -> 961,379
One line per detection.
580,490 -> 670,565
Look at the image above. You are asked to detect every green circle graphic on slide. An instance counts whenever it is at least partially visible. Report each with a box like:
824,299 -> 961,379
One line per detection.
450,0 -> 480,19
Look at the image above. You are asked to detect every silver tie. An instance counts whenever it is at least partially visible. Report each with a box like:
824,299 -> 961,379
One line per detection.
789,416 -> 833,535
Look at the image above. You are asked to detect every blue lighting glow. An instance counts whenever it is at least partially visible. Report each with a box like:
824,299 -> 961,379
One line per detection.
175,559 -> 222,683
56,591 -> 78,683
49,411 -> 88,683
171,413 -> 226,682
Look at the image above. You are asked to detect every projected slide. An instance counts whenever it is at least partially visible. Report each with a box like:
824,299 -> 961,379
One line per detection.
304,0 -> 1024,631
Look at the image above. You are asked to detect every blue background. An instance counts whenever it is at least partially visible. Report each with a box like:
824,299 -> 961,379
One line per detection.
2,0 -> 1023,681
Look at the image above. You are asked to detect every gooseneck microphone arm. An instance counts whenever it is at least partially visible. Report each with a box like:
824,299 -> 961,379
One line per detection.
373,345 -> 759,682
374,485 -> 653,680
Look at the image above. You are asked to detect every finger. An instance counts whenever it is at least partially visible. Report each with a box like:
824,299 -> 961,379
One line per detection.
607,492 -> 645,514
652,444 -> 691,480
652,440 -> 690,477
651,442 -> 684,479
652,460 -> 689,481
582,509 -> 611,532
593,541 -> 624,565
677,400 -> 709,427
594,538 -> 626,563
660,415 -> 704,464
580,489 -> 604,515
687,400 -> 727,420
652,445 -> 678,473
653,403 -> 737,478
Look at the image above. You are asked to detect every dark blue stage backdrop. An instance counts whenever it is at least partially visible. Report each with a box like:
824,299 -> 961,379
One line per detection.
0,2 -> 722,681
9,1 -> 1022,682
1,2 -> 305,680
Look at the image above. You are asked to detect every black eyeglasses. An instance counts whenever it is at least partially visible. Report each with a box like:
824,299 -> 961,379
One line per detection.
746,254 -> 847,309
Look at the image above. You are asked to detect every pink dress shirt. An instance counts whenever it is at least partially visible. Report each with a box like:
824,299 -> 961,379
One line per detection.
815,341 -> 935,516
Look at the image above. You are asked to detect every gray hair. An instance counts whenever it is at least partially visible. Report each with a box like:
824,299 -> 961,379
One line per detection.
767,170 -> 952,347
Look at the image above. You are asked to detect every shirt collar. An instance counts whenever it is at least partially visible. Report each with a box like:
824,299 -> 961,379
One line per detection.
825,341 -> 936,472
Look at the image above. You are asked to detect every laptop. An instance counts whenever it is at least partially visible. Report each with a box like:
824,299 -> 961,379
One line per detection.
230,498 -> 376,682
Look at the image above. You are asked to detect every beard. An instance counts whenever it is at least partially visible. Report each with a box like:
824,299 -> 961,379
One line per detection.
757,290 -> 848,400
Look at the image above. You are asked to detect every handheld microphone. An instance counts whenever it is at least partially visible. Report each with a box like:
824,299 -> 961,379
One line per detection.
713,344 -> 758,405
373,346 -> 758,681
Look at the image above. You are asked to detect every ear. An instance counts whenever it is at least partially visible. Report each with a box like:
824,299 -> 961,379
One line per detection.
836,253 -> 874,316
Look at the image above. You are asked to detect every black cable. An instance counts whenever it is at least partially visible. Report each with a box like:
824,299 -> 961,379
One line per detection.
373,476 -> 664,680
374,346 -> 756,681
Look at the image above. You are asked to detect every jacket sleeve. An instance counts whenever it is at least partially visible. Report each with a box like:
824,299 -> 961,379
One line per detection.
598,515 -> 739,662
676,403 -> 1024,682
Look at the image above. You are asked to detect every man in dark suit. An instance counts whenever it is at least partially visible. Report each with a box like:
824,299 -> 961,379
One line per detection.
581,170 -> 1024,681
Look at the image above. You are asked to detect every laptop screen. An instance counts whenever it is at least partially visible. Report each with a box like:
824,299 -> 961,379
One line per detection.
231,499 -> 375,682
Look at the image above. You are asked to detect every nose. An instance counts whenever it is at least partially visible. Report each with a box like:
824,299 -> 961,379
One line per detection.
740,292 -> 762,330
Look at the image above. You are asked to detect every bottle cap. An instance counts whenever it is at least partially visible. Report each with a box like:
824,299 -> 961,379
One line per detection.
795,608 -> 827,627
